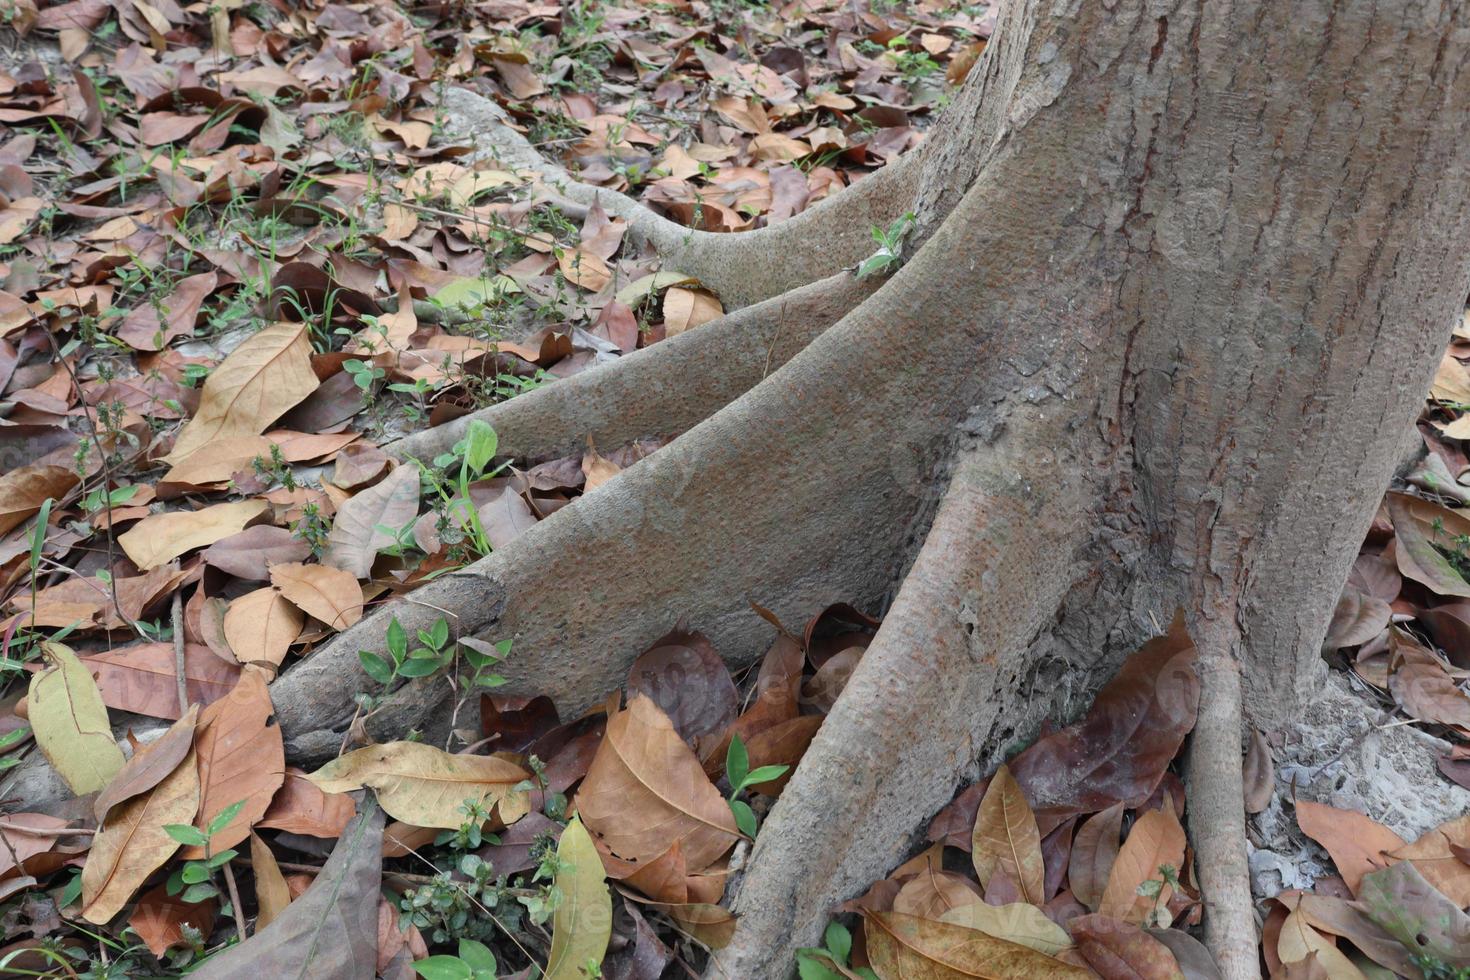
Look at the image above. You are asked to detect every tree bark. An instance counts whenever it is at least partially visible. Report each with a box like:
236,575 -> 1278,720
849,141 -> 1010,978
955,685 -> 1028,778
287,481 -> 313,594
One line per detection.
8,2 -> 1470,976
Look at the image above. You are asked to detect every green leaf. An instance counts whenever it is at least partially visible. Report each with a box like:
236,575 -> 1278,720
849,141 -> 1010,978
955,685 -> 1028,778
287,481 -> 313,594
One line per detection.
824,922 -> 852,964
726,733 -> 749,790
457,940 -> 497,974
387,618 -> 408,663
796,952 -> 846,980
396,658 -> 441,678
731,798 -> 757,838
164,824 -> 211,847
412,957 -> 472,980
208,799 -> 247,837
180,862 -> 211,884
545,816 -> 611,979
359,651 -> 393,685
180,882 -> 219,904
744,764 -> 791,786
0,726 -> 29,751
431,274 -> 519,311
461,420 -> 498,476
429,618 -> 450,650
205,849 -> 239,868
29,498 -> 52,572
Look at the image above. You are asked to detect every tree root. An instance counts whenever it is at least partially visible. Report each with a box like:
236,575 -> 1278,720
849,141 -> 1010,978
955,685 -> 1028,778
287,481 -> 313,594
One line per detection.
437,87 -> 920,309
386,271 -> 875,464
709,409 -> 1097,975
1186,634 -> 1261,980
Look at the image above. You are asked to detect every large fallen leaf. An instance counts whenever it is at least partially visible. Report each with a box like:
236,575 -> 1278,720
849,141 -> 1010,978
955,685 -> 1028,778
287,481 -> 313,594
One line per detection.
165,322 -> 319,464
223,587 -> 303,668
129,885 -> 217,957
1295,800 -> 1404,895
1292,893 -> 1419,977
259,767 -> 357,838
321,463 -> 420,578
82,747 -> 200,923
1387,812 -> 1470,907
1386,628 -> 1470,727
1357,860 -> 1470,969
94,706 -> 199,822
1068,914 -> 1185,979
894,868 -> 983,918
190,801 -> 383,979
576,695 -> 739,870
1010,613 -> 1198,830
1070,802 -> 1125,910
270,562 -> 364,629
251,832 -> 291,930
1277,904 -> 1367,980
183,666 -> 284,857
939,902 -> 1075,956
626,626 -> 738,744
546,816 -> 611,979
305,741 -> 529,830
864,910 -> 1093,978
972,764 -> 1044,904
1386,492 -> 1470,598
202,525 -> 312,580
119,499 -> 268,570
29,641 -> 125,795
83,642 -> 240,721
0,463 -> 77,536
1098,803 -> 1187,924
662,287 -> 723,337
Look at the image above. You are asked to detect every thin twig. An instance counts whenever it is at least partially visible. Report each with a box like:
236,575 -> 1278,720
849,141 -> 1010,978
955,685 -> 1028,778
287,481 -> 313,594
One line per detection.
222,860 -> 247,944
172,589 -> 188,715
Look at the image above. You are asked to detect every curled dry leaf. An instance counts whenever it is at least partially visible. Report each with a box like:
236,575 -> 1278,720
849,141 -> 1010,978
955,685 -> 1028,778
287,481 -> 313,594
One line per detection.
82,748 -> 200,924
1242,729 -> 1274,815
1386,628 -> 1470,727
223,587 -> 303,668
1386,492 -> 1470,598
575,695 -> 739,870
250,832 -> 291,930
1277,904 -> 1367,980
183,666 -> 284,858
28,641 -> 125,795
1067,914 -> 1186,980
545,816 -> 612,980
662,287 -> 723,337
119,499 -> 269,570
270,561 -> 364,630
129,885 -> 216,957
864,910 -> 1094,979
305,741 -> 529,830
1294,799 -> 1404,895
164,322 -> 319,464
189,801 -> 383,980
202,525 -> 312,580
321,462 -> 420,578
0,463 -> 78,536
1323,587 -> 1391,651
1098,803 -> 1187,924
892,868 -> 982,919
259,767 -> 358,838
94,705 -> 199,823
971,764 -> 1045,905
1069,801 -> 1125,911
626,626 -> 738,744
1387,812 -> 1470,907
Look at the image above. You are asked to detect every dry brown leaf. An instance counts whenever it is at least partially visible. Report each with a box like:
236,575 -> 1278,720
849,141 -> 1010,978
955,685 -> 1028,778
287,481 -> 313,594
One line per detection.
0,463 -> 78,536
1098,803 -> 1187,924
576,694 -> 739,871
1068,914 -> 1186,979
251,832 -> 291,929
1295,799 -> 1404,895
1388,812 -> 1470,907
972,764 -> 1045,905
129,885 -> 217,957
893,868 -> 983,919
118,499 -> 268,570
165,322 -> 319,464
259,767 -> 358,838
223,587 -> 303,668
270,562 -> 364,630
83,642 -> 240,721
94,706 -> 199,823
82,747 -> 200,924
864,910 -> 1093,978
1242,730 -> 1274,815
1278,905 -> 1368,980
321,462 -> 420,578
1069,801 -> 1125,910
662,287 -> 723,337
183,666 -> 284,858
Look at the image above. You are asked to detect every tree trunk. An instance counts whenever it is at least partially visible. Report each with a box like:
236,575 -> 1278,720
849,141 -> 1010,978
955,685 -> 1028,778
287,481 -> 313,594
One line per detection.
8,0 -> 1470,975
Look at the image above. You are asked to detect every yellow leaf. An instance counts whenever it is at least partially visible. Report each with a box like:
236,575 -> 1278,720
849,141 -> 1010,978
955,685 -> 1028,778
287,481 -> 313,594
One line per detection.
864,910 -> 1093,979
223,587 -> 303,668
1278,905 -> 1369,980
250,832 -> 291,929
82,748 -> 199,923
118,500 -> 268,571
165,322 -> 318,464
305,741 -> 529,829
28,642 -> 125,795
545,816 -> 611,979
269,562 -> 364,630
938,902 -> 1076,957
971,764 -> 1045,904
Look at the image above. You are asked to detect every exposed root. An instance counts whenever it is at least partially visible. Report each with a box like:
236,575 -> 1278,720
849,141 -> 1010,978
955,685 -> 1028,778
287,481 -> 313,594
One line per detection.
711,410 -> 1097,975
1186,637 -> 1261,980
386,271 -> 875,464
438,86 -> 920,309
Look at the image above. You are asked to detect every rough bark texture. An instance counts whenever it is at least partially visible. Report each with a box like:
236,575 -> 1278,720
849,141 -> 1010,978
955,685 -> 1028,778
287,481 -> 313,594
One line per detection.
7,2 -> 1470,977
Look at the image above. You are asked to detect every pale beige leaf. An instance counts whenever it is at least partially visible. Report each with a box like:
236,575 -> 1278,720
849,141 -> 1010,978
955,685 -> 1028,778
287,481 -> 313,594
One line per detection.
119,500 -> 268,571
165,322 -> 318,464
662,287 -> 723,337
321,463 -> 420,578
1388,812 -> 1470,907
1278,906 -> 1369,980
82,748 -> 200,923
223,588 -> 303,668
305,741 -> 529,830
1069,801 -> 1125,910
971,764 -> 1045,904
29,641 -> 125,795
939,902 -> 1076,956
864,910 -> 1093,979
250,832 -> 291,929
545,816 -> 611,979
269,562 -> 364,630
576,695 -> 740,872
1099,803 -> 1187,923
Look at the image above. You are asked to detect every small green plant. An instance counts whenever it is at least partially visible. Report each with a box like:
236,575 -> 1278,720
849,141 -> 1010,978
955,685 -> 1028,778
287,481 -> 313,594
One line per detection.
420,419 -> 503,558
163,799 -> 247,904
795,922 -> 876,980
292,501 -> 332,556
1136,863 -> 1181,928
725,733 -> 789,837
411,938 -> 499,980
344,357 -> 386,393
0,725 -> 30,772
857,212 -> 917,279
359,615 -> 455,696
1414,955 -> 1470,980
